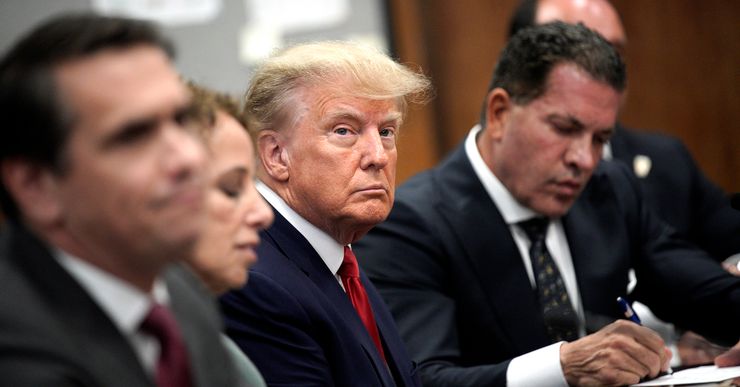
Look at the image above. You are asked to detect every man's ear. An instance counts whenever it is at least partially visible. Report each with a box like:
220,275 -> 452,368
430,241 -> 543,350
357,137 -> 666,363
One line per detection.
1,159 -> 63,226
257,130 -> 290,182
484,88 -> 513,141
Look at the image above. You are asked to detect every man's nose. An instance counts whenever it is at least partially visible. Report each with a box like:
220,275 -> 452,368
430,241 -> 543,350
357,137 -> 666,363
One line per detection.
565,136 -> 599,173
359,130 -> 390,170
161,125 -> 206,182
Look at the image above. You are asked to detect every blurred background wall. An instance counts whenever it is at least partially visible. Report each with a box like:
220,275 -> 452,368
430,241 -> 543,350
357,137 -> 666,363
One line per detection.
1,0 -> 737,192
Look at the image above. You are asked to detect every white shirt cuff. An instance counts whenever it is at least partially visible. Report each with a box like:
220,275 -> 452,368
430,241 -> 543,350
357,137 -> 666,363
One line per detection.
506,341 -> 568,387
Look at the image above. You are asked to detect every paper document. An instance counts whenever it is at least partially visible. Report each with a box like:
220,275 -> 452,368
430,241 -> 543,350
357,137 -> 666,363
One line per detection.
632,365 -> 740,386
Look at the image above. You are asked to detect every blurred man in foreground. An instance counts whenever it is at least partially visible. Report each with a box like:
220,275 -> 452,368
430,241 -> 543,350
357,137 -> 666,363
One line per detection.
0,13 -> 245,387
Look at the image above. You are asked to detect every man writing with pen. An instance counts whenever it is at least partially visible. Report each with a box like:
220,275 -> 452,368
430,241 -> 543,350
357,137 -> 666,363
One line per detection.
354,21 -> 740,387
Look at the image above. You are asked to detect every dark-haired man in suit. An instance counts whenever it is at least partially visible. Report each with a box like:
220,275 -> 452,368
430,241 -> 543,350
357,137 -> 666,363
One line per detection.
0,13 -> 246,387
355,22 -> 740,386
508,0 -> 740,262
509,0 -> 740,366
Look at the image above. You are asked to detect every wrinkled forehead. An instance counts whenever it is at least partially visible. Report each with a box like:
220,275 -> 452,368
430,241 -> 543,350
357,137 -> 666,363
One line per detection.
278,80 -> 404,127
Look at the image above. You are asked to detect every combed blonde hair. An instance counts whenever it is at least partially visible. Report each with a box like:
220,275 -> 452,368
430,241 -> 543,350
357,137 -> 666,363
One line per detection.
243,40 -> 431,133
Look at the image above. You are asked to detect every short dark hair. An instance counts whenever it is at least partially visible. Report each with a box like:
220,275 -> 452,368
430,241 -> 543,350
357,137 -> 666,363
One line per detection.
0,13 -> 174,220
489,21 -> 625,106
508,0 -> 539,38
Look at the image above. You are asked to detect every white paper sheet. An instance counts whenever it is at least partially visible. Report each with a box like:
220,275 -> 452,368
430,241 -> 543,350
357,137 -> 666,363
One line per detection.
632,365 -> 740,386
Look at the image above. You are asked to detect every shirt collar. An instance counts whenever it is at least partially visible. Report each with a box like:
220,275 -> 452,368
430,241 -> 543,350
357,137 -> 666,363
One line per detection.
602,141 -> 613,160
55,249 -> 169,335
464,124 -> 540,225
257,181 -> 344,276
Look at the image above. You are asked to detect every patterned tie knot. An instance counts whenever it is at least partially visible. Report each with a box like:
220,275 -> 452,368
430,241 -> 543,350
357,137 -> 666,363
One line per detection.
339,246 -> 359,278
519,216 -> 549,244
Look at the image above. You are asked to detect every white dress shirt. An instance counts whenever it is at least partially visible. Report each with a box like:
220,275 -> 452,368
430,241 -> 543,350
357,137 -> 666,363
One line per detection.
465,125 -> 585,387
55,249 -> 169,376
257,182 -> 348,290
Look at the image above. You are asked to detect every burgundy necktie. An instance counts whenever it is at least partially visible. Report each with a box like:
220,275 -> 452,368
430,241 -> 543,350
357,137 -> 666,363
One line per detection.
339,246 -> 386,362
140,304 -> 194,387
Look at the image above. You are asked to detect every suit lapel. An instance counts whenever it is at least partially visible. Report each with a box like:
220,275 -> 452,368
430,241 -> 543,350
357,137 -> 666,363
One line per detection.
361,271 -> 414,386
264,210 -> 396,386
8,224 -> 152,386
434,146 -> 551,352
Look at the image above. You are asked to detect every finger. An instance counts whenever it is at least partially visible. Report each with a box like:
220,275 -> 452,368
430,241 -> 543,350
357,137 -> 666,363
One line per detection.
614,320 -> 666,355
722,262 -> 740,277
609,347 -> 654,379
561,335 -> 647,386
663,346 -> 673,372
587,367 -> 643,387
716,347 -> 740,367
609,322 -> 666,377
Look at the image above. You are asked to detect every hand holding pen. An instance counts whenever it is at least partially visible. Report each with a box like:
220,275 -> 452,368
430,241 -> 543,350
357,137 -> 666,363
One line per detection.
559,317 -> 673,385
617,296 -> 674,376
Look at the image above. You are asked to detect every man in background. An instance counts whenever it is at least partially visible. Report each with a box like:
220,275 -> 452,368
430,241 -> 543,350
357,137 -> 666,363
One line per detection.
0,13 -> 246,386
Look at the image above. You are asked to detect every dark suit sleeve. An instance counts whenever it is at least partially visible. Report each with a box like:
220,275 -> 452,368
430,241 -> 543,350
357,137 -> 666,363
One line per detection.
356,199 -> 509,387
678,141 -> 740,259
220,271 -> 335,387
606,162 -> 740,346
613,129 -> 740,260
0,357 -> 90,387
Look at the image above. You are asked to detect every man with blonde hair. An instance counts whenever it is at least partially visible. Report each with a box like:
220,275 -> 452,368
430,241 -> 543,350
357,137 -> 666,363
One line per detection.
220,41 -> 430,386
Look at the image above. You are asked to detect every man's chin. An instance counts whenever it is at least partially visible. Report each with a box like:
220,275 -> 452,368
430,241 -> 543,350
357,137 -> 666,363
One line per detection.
341,207 -> 389,235
361,203 -> 392,222
155,224 -> 202,261
532,197 -> 575,218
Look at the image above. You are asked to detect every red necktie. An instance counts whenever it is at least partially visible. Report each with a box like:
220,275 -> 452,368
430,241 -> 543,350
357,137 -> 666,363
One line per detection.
339,246 -> 386,362
140,304 -> 194,387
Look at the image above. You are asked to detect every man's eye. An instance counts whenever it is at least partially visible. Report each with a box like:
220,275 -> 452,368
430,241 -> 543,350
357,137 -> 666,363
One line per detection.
554,125 -> 574,134
380,128 -> 394,137
106,121 -> 156,148
335,127 -> 350,135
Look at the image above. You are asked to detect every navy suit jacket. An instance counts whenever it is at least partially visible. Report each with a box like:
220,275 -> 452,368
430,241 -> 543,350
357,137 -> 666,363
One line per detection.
610,124 -> 740,260
354,143 -> 740,387
0,223 -> 245,387
220,209 -> 420,387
